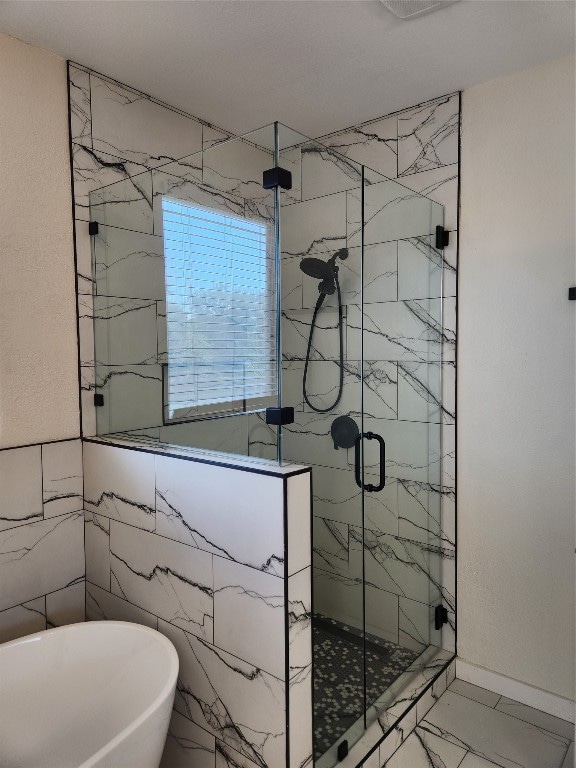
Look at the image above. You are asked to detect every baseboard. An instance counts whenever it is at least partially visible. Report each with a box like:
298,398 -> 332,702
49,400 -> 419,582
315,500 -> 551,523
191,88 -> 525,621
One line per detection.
456,659 -> 575,723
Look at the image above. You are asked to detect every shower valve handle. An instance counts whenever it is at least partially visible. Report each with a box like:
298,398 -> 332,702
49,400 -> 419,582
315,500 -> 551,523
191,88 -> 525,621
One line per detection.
354,432 -> 386,493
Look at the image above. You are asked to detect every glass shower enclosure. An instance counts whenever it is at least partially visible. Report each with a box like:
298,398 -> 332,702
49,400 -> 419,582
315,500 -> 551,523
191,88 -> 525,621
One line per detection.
88,122 -> 449,766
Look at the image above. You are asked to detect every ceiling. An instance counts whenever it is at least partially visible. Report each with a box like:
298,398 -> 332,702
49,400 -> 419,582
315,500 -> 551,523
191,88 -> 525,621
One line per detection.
0,0 -> 574,138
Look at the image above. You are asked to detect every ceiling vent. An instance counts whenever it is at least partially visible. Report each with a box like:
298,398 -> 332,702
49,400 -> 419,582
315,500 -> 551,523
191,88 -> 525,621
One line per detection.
379,0 -> 460,19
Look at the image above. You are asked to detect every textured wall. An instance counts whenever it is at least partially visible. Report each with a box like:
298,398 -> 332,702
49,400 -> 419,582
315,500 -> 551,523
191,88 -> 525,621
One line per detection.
459,55 -> 575,701
0,32 -> 79,447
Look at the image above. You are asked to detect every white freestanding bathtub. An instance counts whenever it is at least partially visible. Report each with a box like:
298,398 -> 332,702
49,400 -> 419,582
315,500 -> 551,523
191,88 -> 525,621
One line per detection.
0,621 -> 179,768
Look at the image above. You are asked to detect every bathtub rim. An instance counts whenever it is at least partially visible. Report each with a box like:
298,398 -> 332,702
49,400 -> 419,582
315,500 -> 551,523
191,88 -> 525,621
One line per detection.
0,620 -> 179,768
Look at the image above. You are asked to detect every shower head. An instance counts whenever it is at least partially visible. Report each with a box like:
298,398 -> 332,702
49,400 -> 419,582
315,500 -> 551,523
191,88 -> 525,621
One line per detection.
299,248 -> 349,279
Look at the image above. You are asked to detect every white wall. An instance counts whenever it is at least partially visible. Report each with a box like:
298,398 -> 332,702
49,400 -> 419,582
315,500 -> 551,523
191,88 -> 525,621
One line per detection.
458,55 -> 575,701
0,32 -> 79,447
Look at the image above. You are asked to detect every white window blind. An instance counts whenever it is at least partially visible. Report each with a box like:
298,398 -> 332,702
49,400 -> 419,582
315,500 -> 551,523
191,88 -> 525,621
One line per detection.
162,196 -> 276,422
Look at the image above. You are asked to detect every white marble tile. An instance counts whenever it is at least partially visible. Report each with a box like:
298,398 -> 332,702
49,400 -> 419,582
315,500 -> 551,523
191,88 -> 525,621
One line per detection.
281,410 -> 351,472
423,690 -> 570,768
46,582 -> 85,628
287,471 -> 312,576
159,417 -> 250,456
348,181 -> 443,249
213,556 -> 284,678
161,711 -> 215,768
0,445 -> 43,532
155,152 -> 203,185
378,706 -> 418,765
458,755 -> 504,768
246,412 -> 277,461
93,224 -> 165,300
415,669 -> 448,722
313,517 -> 348,576
69,65 -> 92,147
83,442 -> 156,530
90,74 -> 202,168
90,170 -> 154,235
397,236 -> 443,300
384,725 -> 467,767
110,521 -> 213,640
216,741 -> 262,768
398,361 -> 455,425
449,679 -> 500,708
282,255 -> 304,311
203,136 -> 273,200
41,440 -> 83,518
318,115 -> 397,180
0,512 -> 84,612
158,620 -> 286,767
0,597 -> 46,644
495,697 -> 575,741
85,581 -> 158,629
85,512 -> 110,591
93,296 -> 158,366
561,742 -> 574,768
155,456 -> 284,575
398,94 -> 459,176
399,596 -> 431,654
282,306 -> 343,363
397,479 -> 442,544
281,191 -> 347,259
81,367 -> 97,438
78,293 -> 95,370
347,299 -> 452,364
300,141 -> 363,201
313,567 -> 362,631
75,219 -> 94,295
94,364 -> 163,434
364,582 -> 399,643
398,164 -> 459,234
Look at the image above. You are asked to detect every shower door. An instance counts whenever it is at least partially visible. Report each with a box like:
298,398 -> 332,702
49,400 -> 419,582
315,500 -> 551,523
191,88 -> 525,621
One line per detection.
277,125 -> 447,766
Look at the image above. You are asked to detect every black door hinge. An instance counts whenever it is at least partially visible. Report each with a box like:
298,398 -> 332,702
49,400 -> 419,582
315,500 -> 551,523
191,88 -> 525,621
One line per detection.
435,225 -> 449,250
337,740 -> 349,762
94,393 -> 104,407
262,167 -> 292,191
88,221 -> 99,236
434,604 -> 449,630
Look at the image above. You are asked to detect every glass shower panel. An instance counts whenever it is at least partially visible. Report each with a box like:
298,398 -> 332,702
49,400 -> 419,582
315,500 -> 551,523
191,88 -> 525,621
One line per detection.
359,173 -> 445,728
277,126 -> 367,764
89,126 -> 281,461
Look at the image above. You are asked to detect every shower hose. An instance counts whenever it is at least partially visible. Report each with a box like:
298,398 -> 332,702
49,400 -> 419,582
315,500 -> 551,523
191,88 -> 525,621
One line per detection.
302,275 -> 345,413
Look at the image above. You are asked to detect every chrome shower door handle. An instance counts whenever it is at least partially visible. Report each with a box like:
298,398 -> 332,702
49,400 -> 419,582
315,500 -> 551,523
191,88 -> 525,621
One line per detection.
354,431 -> 386,492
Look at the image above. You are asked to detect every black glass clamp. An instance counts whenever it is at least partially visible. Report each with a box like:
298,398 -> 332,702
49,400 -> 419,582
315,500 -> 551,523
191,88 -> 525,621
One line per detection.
94,393 -> 104,407
265,406 -> 294,426
262,167 -> 292,191
88,221 -> 100,236
569,287 -> 576,300
435,225 -> 449,250
434,604 -> 449,630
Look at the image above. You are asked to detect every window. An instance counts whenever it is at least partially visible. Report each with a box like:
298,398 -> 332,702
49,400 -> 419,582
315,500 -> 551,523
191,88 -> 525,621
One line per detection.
162,196 -> 276,423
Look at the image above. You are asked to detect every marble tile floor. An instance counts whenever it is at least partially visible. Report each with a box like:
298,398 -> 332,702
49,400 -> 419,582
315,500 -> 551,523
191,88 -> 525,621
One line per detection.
381,678 -> 575,768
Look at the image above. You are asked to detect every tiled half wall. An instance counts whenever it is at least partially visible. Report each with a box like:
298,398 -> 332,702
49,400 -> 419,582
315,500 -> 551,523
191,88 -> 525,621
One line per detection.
83,440 -> 312,768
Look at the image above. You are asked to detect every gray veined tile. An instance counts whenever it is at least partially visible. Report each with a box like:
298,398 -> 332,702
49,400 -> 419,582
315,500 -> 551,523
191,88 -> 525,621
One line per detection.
93,224 -> 165,300
458,755 -> 507,768
86,582 -> 158,629
89,169 -> 154,235
90,73 -> 202,168
280,191 -> 347,259
397,361 -> 455,425
494,697 -> 575,741
282,255 -> 304,311
313,517 -> 349,575
213,557 -> 284,678
288,566 -> 312,680
0,512 -> 84,612
160,711 -> 215,768
83,442 -> 156,531
399,596 -> 432,654
41,440 -> 83,518
215,741 -> 261,768
287,472 -> 312,577
46,582 -> 85,628
561,742 -> 574,768
202,136 -> 273,201
317,114 -> 397,180
158,620 -> 286,768
398,94 -> 459,176
93,296 -> 158,366
94,365 -> 163,434
282,306 -> 343,363
85,512 -> 110,591
300,141 -> 363,201
383,725 -> 467,768
75,219 -> 95,295
448,678 -> 501,708
246,412 -> 278,462
313,567 -> 363,631
397,236 -> 444,301
397,479 -> 442,545
155,455 -> 284,576
0,597 -> 46,644
0,445 -> 43,532
422,689 -> 570,768
281,410 -> 351,472
110,521 -> 214,641
396,164 -> 459,233
68,65 -> 92,147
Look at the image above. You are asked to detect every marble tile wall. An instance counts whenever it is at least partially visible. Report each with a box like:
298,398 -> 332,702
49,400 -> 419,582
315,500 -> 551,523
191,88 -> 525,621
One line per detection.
83,440 -> 313,768
279,92 -> 459,654
0,439 -> 85,643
